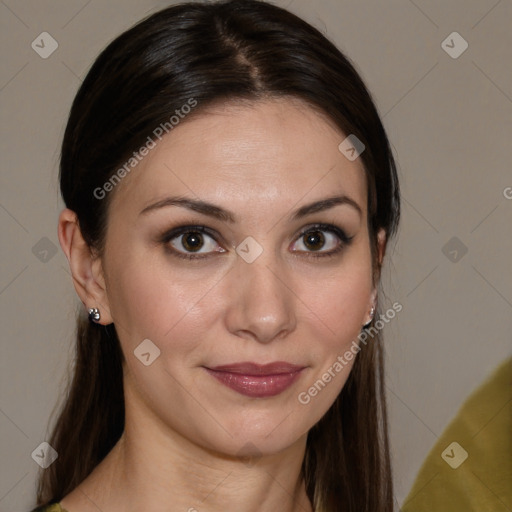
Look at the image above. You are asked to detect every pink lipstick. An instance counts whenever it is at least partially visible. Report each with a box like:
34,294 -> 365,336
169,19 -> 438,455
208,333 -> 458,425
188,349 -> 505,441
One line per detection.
204,362 -> 305,398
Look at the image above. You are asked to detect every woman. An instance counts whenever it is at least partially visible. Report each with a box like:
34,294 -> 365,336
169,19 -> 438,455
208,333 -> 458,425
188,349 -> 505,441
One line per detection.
31,0 -> 400,510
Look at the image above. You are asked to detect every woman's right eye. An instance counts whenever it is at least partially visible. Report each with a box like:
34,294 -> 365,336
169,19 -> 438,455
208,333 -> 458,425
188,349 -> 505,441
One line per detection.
162,226 -> 226,260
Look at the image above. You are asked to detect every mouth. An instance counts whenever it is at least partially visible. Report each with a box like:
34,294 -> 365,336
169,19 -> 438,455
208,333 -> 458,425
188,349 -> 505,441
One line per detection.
203,362 -> 306,398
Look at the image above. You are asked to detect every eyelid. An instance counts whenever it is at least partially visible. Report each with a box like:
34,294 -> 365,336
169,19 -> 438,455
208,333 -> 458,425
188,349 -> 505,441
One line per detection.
160,224 -> 222,242
290,222 -> 354,259
295,222 -> 353,245
159,222 -> 354,260
159,225 -> 226,260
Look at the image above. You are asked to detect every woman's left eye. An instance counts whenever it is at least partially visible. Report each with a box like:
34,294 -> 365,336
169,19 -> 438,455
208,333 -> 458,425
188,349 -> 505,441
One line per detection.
290,224 -> 353,258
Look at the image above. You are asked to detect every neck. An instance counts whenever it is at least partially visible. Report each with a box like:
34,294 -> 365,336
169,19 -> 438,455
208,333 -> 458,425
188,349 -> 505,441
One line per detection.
69,376 -> 314,512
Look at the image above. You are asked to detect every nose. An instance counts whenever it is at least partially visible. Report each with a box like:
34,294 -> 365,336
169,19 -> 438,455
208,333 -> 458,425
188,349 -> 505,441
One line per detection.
223,250 -> 297,344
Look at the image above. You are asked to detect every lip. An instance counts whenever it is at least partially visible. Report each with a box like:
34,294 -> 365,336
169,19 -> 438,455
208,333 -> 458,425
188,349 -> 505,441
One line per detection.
204,362 -> 306,398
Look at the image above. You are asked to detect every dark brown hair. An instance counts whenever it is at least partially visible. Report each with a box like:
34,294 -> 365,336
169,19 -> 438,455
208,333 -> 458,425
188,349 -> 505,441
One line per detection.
34,1 -> 400,510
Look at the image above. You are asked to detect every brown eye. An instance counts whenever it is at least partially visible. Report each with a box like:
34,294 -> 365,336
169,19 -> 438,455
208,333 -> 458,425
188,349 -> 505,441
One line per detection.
303,230 -> 325,251
162,225 -> 226,260
181,231 -> 204,252
290,223 -> 354,259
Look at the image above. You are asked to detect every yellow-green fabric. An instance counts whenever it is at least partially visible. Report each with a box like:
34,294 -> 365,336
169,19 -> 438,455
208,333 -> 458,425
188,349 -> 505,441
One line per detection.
402,357 -> 512,512
31,503 -> 68,512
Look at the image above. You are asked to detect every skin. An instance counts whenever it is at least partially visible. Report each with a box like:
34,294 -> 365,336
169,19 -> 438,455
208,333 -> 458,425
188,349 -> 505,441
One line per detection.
58,97 -> 385,512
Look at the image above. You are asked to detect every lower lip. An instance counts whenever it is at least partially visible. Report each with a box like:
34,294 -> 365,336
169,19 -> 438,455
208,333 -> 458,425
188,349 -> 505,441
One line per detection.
204,368 -> 304,398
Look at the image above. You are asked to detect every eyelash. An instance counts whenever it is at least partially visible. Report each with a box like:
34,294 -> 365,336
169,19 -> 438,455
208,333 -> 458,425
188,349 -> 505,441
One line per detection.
160,223 -> 354,261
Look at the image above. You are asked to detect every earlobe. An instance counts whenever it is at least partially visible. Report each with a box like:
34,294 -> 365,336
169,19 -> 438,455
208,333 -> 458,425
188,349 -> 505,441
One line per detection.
57,208 -> 113,325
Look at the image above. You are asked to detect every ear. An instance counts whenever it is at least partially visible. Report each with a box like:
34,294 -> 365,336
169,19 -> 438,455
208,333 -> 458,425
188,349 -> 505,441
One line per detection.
376,227 -> 387,268
57,208 -> 113,325
367,228 -> 387,318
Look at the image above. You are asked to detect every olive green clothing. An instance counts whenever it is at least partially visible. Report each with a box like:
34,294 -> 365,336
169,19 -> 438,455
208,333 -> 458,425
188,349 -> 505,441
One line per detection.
30,503 -> 68,512
402,357 -> 512,512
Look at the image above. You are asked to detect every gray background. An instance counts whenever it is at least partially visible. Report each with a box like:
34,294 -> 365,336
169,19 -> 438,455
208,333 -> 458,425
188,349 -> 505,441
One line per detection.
1,0 -> 511,510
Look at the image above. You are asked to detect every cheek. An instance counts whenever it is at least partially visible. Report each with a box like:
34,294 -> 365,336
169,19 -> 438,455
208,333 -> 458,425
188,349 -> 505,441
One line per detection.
293,267 -> 372,414
307,272 -> 370,323
105,248 -> 224,349
300,260 -> 373,343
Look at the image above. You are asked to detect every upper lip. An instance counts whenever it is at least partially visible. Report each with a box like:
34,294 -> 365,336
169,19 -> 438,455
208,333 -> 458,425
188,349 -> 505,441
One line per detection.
206,362 -> 305,375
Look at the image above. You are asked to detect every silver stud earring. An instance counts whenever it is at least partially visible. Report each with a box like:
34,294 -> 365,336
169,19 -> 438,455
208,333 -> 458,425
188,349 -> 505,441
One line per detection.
362,306 -> 375,329
88,307 -> 101,323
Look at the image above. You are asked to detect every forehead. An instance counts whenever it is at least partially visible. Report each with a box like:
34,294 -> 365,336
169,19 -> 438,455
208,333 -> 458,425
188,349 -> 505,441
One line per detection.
108,98 -> 368,224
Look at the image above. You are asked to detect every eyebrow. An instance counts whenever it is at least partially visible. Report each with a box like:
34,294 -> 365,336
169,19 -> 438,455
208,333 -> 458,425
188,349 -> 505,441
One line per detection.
139,194 -> 362,222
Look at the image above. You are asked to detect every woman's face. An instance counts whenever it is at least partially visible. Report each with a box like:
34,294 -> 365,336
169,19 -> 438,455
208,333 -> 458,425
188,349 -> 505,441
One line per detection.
99,98 -> 381,458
